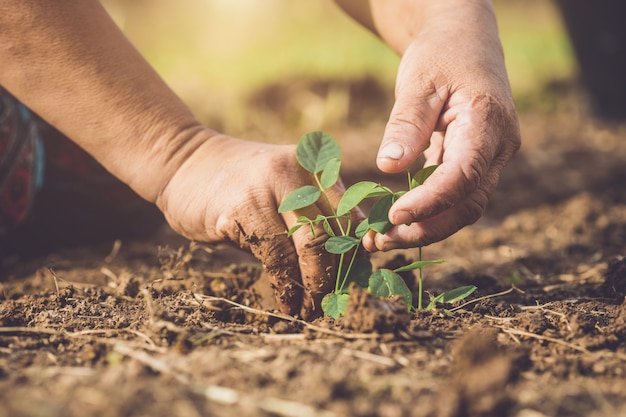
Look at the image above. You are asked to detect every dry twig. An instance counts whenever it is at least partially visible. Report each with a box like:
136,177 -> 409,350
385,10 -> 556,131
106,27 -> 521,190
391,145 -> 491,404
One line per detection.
191,293 -> 380,340
495,326 -> 590,353
449,285 -> 523,312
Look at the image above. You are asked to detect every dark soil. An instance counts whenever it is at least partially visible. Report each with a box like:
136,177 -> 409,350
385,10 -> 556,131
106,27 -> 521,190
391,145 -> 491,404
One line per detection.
2,84 -> 626,417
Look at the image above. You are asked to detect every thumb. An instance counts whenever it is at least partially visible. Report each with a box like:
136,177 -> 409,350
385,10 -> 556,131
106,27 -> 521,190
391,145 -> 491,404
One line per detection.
378,68 -> 447,173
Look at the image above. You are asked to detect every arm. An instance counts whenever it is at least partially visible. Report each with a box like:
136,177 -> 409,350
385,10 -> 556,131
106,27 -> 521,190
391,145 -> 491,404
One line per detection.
0,0 -> 201,202
334,0 -> 501,54
334,0 -> 521,249
0,0 -> 345,319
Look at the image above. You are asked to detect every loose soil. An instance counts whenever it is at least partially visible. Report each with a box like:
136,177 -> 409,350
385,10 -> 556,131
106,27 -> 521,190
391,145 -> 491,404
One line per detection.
2,83 -> 626,417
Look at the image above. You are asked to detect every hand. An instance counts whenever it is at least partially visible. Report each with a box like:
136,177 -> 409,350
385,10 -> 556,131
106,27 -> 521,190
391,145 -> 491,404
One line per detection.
363,21 -> 521,251
155,132 -> 349,320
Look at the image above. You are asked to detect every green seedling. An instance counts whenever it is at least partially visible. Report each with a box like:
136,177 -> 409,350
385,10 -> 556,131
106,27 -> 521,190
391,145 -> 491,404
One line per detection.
426,285 -> 478,311
278,131 -> 474,319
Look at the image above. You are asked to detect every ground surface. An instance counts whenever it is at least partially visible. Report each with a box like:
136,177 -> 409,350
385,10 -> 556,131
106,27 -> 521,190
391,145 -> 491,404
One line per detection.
1,85 -> 626,417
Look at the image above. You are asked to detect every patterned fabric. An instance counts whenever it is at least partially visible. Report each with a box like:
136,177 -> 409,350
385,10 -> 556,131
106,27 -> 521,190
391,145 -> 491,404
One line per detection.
0,88 -> 164,257
0,88 -> 44,235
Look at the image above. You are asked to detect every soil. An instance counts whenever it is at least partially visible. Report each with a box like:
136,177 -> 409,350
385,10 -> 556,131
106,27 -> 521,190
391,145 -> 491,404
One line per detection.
2,82 -> 626,417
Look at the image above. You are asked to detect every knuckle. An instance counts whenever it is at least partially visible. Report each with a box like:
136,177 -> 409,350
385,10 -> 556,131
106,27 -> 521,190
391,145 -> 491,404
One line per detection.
459,194 -> 487,226
460,152 -> 489,194
470,92 -> 521,155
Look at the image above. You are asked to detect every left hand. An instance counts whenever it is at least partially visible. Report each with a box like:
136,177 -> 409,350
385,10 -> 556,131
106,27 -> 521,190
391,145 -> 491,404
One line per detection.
155,133 -> 356,319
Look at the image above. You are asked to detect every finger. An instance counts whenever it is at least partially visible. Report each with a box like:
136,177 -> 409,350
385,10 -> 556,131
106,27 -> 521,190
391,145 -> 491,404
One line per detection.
388,96 -> 503,227
226,207 -> 305,316
286,182 -> 367,320
363,130 -> 444,254
377,67 -> 447,173
362,229 -> 379,253
281,205 -> 335,320
373,187 -> 489,250
423,131 -> 444,166
369,150 -> 510,250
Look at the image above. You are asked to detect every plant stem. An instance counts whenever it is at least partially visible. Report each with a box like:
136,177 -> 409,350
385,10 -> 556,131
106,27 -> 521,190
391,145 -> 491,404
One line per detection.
335,253 -> 346,293
417,246 -> 423,310
337,243 -> 360,293
313,174 -> 346,236
312,172 -> 360,293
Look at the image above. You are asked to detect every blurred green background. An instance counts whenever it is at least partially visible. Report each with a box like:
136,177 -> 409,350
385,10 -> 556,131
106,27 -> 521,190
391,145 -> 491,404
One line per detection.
101,0 -> 575,137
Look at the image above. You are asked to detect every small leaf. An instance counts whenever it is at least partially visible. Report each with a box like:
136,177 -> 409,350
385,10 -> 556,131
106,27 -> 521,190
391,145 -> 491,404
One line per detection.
322,218 -> 336,237
278,185 -> 321,213
337,181 -> 389,216
339,258 -> 372,291
367,194 -> 396,234
426,285 -> 477,310
313,214 -> 326,224
320,158 -> 341,189
368,269 -> 412,311
325,236 -> 360,254
296,131 -> 341,174
442,285 -> 477,303
287,224 -> 303,237
393,259 -> 445,273
322,292 -> 349,319
365,187 -> 394,198
354,219 -> 370,239
294,215 -> 316,237
412,165 -> 439,187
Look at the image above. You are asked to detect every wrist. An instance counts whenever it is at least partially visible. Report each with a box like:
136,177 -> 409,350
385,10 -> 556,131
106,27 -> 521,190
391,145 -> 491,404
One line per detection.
119,123 -> 220,205
337,0 -> 500,55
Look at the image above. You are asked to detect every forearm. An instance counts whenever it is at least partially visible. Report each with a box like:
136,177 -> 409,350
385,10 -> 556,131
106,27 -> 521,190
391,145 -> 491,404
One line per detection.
334,0 -> 512,113
0,0 -> 207,202
333,0 -> 502,56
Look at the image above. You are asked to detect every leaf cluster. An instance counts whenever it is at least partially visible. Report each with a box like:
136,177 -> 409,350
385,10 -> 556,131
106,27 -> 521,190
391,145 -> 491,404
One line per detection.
279,131 -> 475,319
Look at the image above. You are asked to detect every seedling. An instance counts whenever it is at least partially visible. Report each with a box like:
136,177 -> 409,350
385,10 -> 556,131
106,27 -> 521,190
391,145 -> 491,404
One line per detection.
278,131 -> 476,318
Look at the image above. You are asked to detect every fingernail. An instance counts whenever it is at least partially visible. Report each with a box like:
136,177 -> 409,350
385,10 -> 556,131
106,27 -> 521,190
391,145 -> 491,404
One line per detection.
379,143 -> 405,160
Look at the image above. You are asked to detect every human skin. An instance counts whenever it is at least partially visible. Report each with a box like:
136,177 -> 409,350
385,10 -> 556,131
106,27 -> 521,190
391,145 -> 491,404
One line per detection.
0,0 -> 349,319
334,0 -> 521,251
0,0 -> 520,318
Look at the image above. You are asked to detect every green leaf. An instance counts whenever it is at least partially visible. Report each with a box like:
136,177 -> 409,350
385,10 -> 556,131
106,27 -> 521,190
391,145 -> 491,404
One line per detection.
368,269 -> 412,311
426,285 -> 477,310
442,285 -> 477,303
287,224 -> 303,237
411,165 -> 439,188
320,158 -> 341,189
393,259 -> 445,273
367,194 -> 396,234
366,187 -> 395,198
322,292 -> 349,319
313,214 -> 326,224
278,185 -> 321,213
325,236 -> 360,254
354,219 -> 370,239
321,218 -> 336,237
339,258 -> 372,291
296,131 -> 341,174
337,181 -> 390,216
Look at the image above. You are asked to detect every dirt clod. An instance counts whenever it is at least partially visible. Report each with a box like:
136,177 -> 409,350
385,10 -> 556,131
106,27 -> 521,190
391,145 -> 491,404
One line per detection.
340,285 -> 410,333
